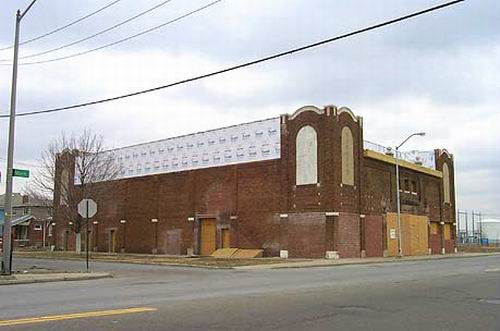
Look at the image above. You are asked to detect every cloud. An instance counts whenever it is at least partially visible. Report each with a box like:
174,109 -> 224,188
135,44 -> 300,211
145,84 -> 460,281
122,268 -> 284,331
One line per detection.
0,0 -> 498,217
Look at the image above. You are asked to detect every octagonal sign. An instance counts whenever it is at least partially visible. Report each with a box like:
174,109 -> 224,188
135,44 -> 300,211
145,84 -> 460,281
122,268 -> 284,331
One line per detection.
77,199 -> 97,218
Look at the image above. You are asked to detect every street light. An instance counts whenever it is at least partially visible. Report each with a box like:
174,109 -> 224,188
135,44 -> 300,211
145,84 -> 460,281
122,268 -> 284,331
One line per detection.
1,0 -> 38,275
395,132 -> 425,257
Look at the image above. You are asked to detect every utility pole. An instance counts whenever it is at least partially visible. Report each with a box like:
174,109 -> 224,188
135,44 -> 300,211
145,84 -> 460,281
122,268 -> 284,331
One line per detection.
395,132 -> 426,257
1,0 -> 37,275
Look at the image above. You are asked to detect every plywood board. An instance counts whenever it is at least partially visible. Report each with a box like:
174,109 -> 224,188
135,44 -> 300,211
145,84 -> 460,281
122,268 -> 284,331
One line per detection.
231,249 -> 264,258
200,219 -> 217,256
210,248 -> 239,258
386,213 -> 429,257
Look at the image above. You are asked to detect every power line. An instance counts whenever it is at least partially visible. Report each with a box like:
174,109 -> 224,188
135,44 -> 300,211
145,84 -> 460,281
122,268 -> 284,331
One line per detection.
0,0 -> 465,118
0,157 -> 41,168
0,0 -> 122,52
0,0 -> 223,66
0,0 -> 175,62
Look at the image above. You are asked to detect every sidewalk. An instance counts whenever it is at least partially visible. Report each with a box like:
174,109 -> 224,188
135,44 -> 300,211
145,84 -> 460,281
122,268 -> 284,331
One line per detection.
14,250 -> 500,270
234,252 -> 500,270
0,272 -> 112,286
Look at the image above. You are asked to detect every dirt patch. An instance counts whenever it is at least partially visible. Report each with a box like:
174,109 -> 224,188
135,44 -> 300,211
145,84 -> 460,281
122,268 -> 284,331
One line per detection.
457,245 -> 500,253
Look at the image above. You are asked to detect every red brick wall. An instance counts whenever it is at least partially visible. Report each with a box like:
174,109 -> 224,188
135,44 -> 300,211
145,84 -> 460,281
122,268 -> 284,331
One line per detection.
282,106 -> 363,215
444,240 -> 454,254
430,234 -> 441,254
283,212 -> 326,258
52,105 -> 455,258
336,212 -> 360,258
53,159 -> 282,255
364,215 -> 384,257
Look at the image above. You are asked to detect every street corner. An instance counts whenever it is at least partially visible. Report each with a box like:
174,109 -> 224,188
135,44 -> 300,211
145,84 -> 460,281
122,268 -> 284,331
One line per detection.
0,271 -> 112,286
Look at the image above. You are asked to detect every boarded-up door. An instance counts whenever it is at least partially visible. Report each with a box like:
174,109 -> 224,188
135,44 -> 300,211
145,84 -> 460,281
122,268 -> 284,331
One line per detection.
221,229 -> 230,248
200,219 -> 216,256
166,230 -> 181,255
109,230 -> 116,253
386,213 -> 429,256
409,216 -> 429,256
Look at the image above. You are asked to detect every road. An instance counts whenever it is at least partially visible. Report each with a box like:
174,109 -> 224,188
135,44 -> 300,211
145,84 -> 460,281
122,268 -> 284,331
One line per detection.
0,256 -> 499,330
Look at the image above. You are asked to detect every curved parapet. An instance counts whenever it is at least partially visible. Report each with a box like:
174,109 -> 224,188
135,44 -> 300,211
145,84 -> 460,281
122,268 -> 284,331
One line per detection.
438,149 -> 453,160
288,105 -> 325,120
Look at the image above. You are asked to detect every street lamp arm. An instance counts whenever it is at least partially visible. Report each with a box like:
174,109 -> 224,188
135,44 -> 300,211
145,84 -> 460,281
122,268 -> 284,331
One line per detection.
20,0 -> 38,20
396,132 -> 426,150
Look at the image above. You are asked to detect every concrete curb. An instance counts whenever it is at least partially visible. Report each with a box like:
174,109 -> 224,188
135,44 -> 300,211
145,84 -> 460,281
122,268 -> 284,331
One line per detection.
0,272 -> 112,286
13,252 -> 500,271
234,252 -> 500,270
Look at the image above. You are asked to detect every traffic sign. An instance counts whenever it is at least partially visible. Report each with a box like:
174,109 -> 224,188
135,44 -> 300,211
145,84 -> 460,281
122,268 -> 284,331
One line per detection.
77,199 -> 97,218
12,168 -> 29,178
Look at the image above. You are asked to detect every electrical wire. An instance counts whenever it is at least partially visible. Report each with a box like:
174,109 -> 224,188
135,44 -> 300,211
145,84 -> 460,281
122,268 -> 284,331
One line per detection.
0,0 -> 175,62
0,157 -> 41,168
0,0 -> 222,66
0,0 -> 123,52
0,0 -> 464,119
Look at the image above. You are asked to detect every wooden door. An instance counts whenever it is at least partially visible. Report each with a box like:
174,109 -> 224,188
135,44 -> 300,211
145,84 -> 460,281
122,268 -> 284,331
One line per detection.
200,219 -> 216,256
109,230 -> 116,253
221,229 -> 230,248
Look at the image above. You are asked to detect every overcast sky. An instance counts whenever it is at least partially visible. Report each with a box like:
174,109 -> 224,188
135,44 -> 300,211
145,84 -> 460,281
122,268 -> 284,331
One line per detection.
0,0 -> 498,219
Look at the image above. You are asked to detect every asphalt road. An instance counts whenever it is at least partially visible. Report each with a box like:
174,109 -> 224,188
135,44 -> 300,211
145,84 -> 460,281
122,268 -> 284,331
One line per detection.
0,256 -> 499,330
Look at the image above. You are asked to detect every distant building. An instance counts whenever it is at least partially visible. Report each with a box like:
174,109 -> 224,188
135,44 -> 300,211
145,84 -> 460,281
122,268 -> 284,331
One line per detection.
52,104 -> 456,258
0,193 -> 53,248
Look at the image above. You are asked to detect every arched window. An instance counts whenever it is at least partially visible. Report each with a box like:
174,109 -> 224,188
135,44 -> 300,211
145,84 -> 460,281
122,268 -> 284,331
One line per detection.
60,168 -> 69,206
442,163 -> 451,203
296,125 -> 318,185
341,126 -> 354,186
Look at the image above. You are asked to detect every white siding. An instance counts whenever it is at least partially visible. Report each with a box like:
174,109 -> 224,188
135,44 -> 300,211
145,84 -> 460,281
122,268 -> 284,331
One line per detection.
106,118 -> 281,180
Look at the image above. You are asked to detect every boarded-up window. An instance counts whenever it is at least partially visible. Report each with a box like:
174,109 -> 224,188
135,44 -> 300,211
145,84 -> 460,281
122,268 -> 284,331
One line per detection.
443,163 -> 451,203
341,126 -> 354,186
444,224 -> 451,240
430,222 -> 439,235
296,125 -> 318,185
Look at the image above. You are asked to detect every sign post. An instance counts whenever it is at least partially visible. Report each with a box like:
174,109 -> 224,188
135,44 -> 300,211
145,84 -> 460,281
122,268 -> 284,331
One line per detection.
77,199 -> 97,272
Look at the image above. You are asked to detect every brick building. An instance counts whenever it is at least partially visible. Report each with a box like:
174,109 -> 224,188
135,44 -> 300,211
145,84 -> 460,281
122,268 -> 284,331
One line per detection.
51,104 -> 456,258
0,194 -> 52,249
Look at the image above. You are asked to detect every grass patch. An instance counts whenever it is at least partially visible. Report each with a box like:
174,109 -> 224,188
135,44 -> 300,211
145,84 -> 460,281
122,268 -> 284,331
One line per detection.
13,250 -> 310,268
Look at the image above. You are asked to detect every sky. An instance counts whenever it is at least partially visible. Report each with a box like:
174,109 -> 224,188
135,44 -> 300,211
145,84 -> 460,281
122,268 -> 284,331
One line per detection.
0,0 -> 498,219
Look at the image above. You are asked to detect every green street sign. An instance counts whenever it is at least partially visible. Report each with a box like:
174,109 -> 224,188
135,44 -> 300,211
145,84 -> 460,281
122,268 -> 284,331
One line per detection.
12,168 -> 30,178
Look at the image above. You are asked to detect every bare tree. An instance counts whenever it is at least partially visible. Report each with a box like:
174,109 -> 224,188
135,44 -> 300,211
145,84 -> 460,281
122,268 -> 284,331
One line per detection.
28,129 -> 120,253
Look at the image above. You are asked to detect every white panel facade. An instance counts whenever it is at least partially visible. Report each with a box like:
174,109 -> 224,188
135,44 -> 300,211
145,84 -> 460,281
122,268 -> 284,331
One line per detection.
80,121 -> 440,183
363,140 -> 435,169
108,118 -> 281,180
399,150 -> 436,170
